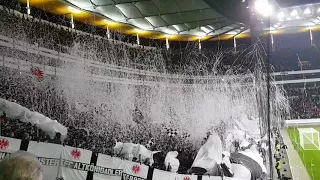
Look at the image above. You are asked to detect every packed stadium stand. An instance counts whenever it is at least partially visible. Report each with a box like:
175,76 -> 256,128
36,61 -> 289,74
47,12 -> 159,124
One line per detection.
1,0 -> 320,180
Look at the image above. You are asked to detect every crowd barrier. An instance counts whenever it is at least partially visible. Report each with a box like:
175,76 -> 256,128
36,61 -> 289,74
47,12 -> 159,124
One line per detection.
0,136 -> 242,180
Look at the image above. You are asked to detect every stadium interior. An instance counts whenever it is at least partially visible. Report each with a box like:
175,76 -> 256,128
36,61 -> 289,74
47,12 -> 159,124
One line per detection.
1,0 -> 320,180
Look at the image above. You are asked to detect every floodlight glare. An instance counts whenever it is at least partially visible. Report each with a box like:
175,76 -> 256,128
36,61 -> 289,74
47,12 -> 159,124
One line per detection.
278,12 -> 285,18
304,8 -> 311,14
68,6 -> 81,14
291,10 -> 298,16
255,0 -> 273,17
196,32 -> 206,38
278,12 -> 285,21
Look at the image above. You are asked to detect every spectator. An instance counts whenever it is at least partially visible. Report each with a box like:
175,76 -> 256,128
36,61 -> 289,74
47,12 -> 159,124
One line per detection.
0,151 -> 43,180
53,133 -> 62,144
275,160 -> 282,179
274,150 -> 281,162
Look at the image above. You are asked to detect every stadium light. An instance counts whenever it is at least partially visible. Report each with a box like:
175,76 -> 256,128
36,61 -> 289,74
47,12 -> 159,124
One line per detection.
200,26 -> 211,33
304,8 -> 311,14
291,10 -> 298,16
196,32 -> 206,39
255,0 -> 273,17
278,12 -> 285,19
68,6 -> 82,14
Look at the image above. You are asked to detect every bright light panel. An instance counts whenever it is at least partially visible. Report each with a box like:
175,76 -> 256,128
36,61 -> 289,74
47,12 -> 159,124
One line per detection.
200,26 -> 211,33
196,32 -> 206,38
304,8 -> 311,14
278,12 -> 285,18
291,10 -> 298,16
255,0 -> 273,17
163,29 -> 178,35
278,12 -> 285,21
68,6 -> 82,14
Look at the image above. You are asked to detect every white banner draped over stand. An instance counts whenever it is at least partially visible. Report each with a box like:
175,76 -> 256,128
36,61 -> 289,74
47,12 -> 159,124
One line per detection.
0,137 -> 246,180
153,169 -> 198,180
0,136 -> 21,159
93,153 -> 122,180
61,145 -> 92,180
120,160 -> 149,180
27,141 -> 63,180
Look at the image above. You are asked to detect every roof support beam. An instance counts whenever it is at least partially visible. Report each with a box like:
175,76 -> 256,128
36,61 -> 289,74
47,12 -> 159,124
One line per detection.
205,26 -> 243,41
199,20 -> 233,34
229,26 -> 249,39
90,0 -> 150,6
152,17 -> 226,29
91,0 -> 213,18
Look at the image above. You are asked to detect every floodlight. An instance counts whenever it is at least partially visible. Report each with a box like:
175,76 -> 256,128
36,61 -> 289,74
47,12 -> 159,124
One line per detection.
291,10 -> 297,16
286,17 -> 291,21
200,26 -> 211,33
255,0 -> 273,17
278,12 -> 285,18
304,8 -> 311,14
196,32 -> 206,39
68,6 -> 81,14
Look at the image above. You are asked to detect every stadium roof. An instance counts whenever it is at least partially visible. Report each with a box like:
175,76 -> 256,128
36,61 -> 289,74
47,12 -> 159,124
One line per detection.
19,0 -> 320,41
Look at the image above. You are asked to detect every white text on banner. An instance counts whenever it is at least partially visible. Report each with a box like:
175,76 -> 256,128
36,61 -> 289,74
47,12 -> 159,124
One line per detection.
27,141 -> 63,180
93,153 -> 122,180
61,145 -> 92,180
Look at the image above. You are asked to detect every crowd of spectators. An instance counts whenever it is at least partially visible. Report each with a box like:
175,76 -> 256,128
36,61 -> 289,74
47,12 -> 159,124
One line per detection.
0,5 -> 242,173
1,0 -> 320,175
285,85 -> 320,119
0,6 -> 255,76
0,68 -> 198,172
270,47 -> 320,72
